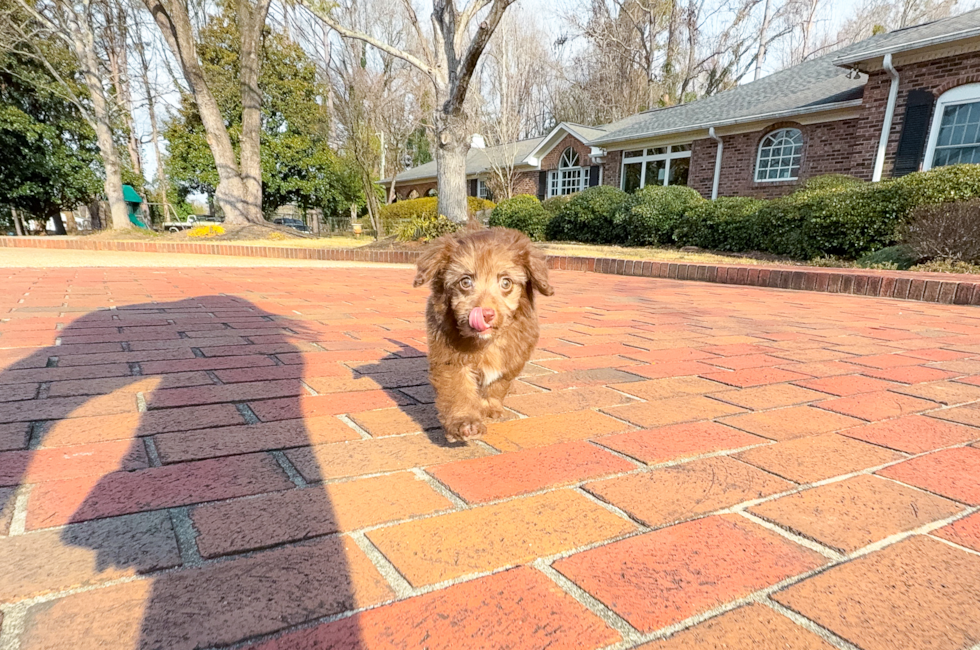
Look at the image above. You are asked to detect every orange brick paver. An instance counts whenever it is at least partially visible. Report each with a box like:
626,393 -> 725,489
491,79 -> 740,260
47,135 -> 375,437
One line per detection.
2,262 -> 980,649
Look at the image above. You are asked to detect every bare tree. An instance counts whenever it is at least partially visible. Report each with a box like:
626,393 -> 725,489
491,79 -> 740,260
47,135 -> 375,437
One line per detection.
140,0 -> 272,224
306,0 -> 518,224
4,0 -> 132,229
130,3 -> 170,208
103,0 -> 141,175
478,9 -> 551,199
835,0 -> 958,44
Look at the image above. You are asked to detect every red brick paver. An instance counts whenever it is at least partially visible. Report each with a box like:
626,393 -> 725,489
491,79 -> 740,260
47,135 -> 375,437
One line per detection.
2,262 -> 979,649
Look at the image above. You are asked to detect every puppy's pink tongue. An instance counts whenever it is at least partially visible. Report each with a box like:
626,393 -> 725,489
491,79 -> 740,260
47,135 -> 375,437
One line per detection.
468,307 -> 490,332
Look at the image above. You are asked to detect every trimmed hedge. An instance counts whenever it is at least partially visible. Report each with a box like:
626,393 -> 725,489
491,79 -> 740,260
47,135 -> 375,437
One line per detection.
674,197 -> 766,251
379,196 -> 495,233
671,165 -> 980,260
613,185 -> 704,246
545,186 -> 628,244
489,194 -> 551,241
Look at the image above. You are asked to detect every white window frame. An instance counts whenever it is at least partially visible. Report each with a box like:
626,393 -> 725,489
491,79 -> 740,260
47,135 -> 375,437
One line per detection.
548,147 -> 588,198
923,83 -> 980,171
619,145 -> 692,191
754,128 -> 804,182
477,179 -> 492,201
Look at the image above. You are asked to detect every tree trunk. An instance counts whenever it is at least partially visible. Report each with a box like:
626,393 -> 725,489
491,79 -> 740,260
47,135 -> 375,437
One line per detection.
143,0 -> 260,225
12,208 -> 23,236
73,9 -> 130,230
51,212 -> 67,235
135,28 -> 167,207
237,0 -> 272,224
435,116 -> 470,223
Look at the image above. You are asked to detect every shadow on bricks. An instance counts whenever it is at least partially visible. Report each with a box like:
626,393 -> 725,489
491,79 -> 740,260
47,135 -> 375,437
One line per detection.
0,296 -> 369,650
351,339 -> 459,447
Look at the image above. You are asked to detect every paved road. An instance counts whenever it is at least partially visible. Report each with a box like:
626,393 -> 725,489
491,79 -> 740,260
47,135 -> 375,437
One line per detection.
0,260 -> 978,650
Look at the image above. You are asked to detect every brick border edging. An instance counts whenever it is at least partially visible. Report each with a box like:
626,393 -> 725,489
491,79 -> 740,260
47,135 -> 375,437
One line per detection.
2,236 -> 978,306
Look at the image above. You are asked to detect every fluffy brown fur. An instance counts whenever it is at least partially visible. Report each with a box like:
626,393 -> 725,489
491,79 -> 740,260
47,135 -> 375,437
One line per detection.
413,227 -> 554,442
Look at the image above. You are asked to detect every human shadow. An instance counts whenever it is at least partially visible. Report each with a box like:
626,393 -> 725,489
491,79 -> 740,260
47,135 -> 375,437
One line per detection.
0,296 -> 361,649
350,338 -> 460,447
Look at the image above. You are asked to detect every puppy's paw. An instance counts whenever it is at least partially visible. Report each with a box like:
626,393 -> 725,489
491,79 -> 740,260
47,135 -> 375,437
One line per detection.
445,417 -> 487,442
483,403 -> 506,420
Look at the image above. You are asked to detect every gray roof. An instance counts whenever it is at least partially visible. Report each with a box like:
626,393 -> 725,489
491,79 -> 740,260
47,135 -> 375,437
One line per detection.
590,43 -> 872,146
386,136 -> 544,184
834,8 -> 980,66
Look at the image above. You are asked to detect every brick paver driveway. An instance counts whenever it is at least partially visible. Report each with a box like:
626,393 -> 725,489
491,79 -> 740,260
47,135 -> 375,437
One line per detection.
2,262 -> 980,650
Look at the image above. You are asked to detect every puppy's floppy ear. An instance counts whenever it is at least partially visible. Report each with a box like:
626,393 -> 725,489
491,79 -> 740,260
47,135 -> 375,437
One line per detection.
413,236 -> 455,288
524,246 -> 554,297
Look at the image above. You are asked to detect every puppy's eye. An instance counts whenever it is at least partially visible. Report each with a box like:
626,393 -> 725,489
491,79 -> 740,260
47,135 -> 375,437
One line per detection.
499,277 -> 513,291
459,277 -> 473,290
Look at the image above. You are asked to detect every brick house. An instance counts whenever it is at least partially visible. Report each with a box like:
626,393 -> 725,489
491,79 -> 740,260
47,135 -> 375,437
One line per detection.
383,11 -> 980,202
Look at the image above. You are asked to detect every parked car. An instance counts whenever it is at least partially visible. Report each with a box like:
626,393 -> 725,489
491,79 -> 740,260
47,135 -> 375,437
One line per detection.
273,218 -> 310,233
161,214 -> 223,233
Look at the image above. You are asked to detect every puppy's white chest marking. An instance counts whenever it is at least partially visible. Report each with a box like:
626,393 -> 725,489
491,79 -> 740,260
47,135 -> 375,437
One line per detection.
481,367 -> 503,386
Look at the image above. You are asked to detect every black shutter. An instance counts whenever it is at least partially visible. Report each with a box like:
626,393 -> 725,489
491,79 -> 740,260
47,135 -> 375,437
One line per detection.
468,179 -> 478,196
588,165 -> 600,187
893,89 -> 936,177
537,171 -> 548,200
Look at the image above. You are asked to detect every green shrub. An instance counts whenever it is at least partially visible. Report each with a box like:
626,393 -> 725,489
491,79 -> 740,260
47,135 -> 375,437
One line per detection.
612,185 -> 704,246
895,164 -> 980,206
379,196 -> 495,233
856,245 -> 919,270
747,181 -> 915,259
545,186 -> 628,244
489,194 -> 551,241
911,259 -> 980,274
541,194 -> 571,216
394,214 -> 461,242
674,196 -> 766,251
799,174 -> 865,192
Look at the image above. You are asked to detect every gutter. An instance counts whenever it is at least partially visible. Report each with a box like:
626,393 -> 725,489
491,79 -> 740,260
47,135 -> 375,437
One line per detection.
873,53 -> 900,182
708,127 -> 723,200
590,99 -> 864,147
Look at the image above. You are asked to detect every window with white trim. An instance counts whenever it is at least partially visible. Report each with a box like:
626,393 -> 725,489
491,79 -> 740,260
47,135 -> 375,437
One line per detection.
619,145 -> 691,192
924,83 -> 980,169
477,179 -> 492,201
548,147 -> 588,197
755,128 -> 803,181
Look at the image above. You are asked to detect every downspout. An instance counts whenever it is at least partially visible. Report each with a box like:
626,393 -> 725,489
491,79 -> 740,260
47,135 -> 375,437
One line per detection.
708,127 -> 723,200
872,53 -> 900,182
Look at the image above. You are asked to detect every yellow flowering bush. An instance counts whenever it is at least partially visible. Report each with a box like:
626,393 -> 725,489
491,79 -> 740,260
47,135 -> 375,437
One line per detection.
188,225 -> 224,238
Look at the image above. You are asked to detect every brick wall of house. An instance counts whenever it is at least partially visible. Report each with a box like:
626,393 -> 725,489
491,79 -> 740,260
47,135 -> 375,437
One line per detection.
601,150 -> 623,190
685,118 -> 864,199
390,181 -> 437,201
849,49 -> 980,180
512,171 -> 540,196
540,134 -> 594,170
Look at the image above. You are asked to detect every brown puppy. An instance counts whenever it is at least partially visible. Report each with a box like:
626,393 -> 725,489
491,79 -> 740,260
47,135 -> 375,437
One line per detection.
414,227 -> 554,442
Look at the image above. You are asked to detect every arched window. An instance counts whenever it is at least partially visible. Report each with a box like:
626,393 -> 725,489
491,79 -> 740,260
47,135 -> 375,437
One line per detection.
425,188 -> 437,197
924,83 -> 980,169
548,147 -> 588,197
408,189 -> 420,199
755,128 -> 804,182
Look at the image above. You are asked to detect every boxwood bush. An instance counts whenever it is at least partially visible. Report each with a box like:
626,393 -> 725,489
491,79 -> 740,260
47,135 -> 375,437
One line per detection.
545,186 -> 628,244
612,185 -> 705,246
674,197 -> 767,251
489,194 -> 551,241
541,194 -> 572,217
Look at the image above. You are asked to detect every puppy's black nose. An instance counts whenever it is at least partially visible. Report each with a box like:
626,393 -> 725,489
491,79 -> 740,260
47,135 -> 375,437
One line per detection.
482,308 -> 495,324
